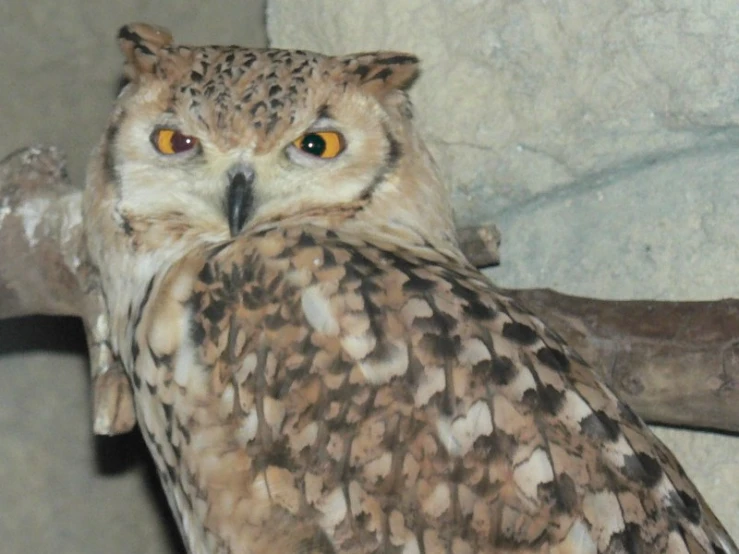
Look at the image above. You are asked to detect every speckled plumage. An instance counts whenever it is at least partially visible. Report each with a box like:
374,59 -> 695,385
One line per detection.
82,23 -> 738,554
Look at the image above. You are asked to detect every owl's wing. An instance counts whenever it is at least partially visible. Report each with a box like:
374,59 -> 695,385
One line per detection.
184,223 -> 737,554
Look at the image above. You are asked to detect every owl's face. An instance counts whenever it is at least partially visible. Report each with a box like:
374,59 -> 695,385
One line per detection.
86,24 -> 451,257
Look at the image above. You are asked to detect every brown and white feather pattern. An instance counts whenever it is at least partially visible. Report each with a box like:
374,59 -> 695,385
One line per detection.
82,23 -> 737,554
131,218 -> 737,554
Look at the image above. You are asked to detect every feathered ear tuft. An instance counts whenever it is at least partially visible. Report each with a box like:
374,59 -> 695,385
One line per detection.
117,23 -> 174,82
335,52 -> 420,99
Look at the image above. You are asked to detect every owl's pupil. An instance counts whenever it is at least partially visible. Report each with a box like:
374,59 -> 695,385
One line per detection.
171,132 -> 195,153
300,134 -> 326,157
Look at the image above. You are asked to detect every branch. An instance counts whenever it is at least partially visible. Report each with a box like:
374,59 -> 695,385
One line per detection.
504,289 -> 739,433
0,146 -> 84,317
456,222 -> 500,268
0,146 -> 735,434
0,146 -> 135,435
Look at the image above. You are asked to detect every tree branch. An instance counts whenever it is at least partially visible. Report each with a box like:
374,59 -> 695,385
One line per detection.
0,146 -> 135,435
504,289 -> 739,433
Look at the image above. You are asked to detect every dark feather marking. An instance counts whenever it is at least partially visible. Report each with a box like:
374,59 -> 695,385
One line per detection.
609,522 -> 646,554
536,346 -> 570,373
317,104 -> 331,120
372,67 -> 393,82
120,214 -> 134,236
501,321 -> 538,345
202,299 -> 227,326
359,127 -> 403,201
132,277 -> 155,335
580,410 -> 621,442
102,111 -> 124,185
554,472 -> 578,514
528,383 -> 565,416
131,369 -> 142,389
190,320 -> 206,346
617,400 -> 644,428
376,55 -> 420,66
489,356 -> 518,385
353,65 -> 370,79
386,132 -> 402,167
448,279 -> 495,321
402,273 -> 436,294
672,490 -> 702,525
148,345 -> 172,369
622,452 -> 663,488
198,263 -> 216,285
117,26 -> 141,44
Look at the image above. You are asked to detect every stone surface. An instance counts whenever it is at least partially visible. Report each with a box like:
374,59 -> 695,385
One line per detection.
0,317 -> 182,552
268,0 -> 739,540
268,1 -> 739,224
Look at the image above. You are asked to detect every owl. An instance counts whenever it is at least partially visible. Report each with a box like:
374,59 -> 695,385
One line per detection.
82,23 -> 737,554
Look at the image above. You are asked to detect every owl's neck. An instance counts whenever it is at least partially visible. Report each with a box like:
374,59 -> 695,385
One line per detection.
98,246 -> 178,370
248,201 -> 466,267
93,213 -> 226,367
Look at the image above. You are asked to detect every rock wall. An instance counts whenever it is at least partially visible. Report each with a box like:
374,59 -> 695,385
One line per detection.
268,0 -> 739,539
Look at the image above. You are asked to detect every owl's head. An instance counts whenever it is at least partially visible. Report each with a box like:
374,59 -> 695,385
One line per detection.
85,23 -> 456,263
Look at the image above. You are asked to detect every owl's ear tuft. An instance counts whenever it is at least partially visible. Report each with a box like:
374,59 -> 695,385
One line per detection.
118,23 -> 174,82
336,52 -> 420,99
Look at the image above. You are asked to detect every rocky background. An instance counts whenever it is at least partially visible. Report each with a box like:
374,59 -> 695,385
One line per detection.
0,1 -> 736,551
269,0 -> 739,538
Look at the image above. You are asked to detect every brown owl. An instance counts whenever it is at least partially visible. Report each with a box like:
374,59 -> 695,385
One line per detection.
82,23 -> 737,554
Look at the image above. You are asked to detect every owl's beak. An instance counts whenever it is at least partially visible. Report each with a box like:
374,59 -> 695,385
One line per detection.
226,165 -> 255,236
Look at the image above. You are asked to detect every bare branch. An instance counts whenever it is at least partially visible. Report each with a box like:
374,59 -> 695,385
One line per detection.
0,146 -> 135,435
505,289 -> 739,433
0,146 -> 84,317
457,221 -> 500,268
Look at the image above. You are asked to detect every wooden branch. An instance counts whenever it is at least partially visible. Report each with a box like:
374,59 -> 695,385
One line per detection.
0,146 -> 85,317
505,289 -> 739,433
456,222 -> 500,268
0,146 -> 135,435
0,146 -> 735,434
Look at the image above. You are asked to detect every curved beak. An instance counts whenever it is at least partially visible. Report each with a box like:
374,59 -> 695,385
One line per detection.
226,165 -> 255,236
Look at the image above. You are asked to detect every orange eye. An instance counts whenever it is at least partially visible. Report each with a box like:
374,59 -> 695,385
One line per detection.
151,128 -> 199,155
292,131 -> 345,159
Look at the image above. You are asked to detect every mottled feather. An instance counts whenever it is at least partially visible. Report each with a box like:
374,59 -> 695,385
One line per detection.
82,23 -> 738,554
129,217 -> 737,554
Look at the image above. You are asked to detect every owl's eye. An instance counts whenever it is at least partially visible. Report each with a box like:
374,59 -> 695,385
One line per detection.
151,128 -> 200,155
292,131 -> 345,159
